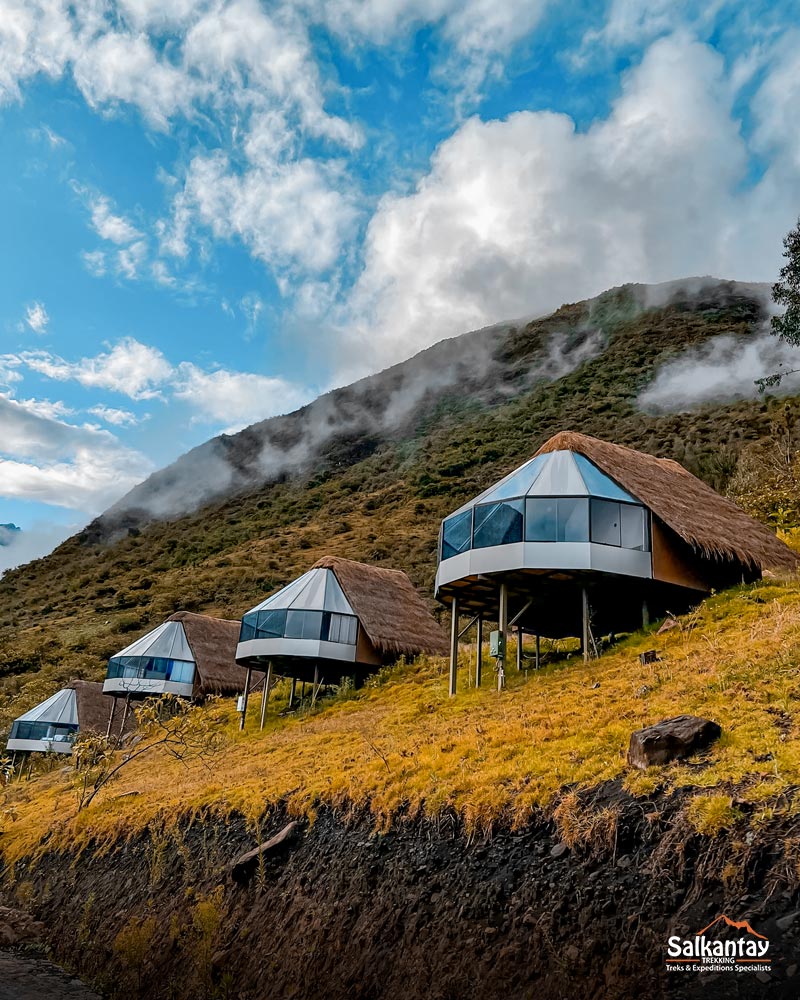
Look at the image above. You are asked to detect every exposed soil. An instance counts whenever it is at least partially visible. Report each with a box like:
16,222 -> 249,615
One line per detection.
4,781 -> 799,1000
0,951 -> 102,999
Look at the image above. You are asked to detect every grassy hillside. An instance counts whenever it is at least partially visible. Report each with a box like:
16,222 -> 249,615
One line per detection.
2,578 -> 800,864
1,279 -> 799,732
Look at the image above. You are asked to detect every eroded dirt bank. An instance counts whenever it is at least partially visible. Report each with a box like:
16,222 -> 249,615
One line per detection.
3,782 -> 799,1000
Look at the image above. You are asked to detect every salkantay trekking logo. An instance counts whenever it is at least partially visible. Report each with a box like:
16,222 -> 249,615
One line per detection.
666,915 -> 771,974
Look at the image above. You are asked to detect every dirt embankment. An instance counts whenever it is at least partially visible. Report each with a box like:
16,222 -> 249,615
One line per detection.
3,782 -> 799,1000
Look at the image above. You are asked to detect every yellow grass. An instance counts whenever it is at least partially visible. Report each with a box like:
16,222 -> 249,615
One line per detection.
3,579 -> 800,862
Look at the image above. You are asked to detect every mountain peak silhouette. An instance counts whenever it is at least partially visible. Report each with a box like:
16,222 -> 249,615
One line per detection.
695,915 -> 767,940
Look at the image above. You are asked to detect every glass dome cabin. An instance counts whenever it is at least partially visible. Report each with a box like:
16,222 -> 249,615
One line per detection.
236,557 -> 449,723
236,565 -> 370,687
436,432 -> 797,694
104,618 -> 198,699
103,609 -> 243,724
6,680 -> 126,756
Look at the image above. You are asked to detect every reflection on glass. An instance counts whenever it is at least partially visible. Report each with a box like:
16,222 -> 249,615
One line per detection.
441,509 -> 473,560
473,500 -> 524,548
106,656 -> 196,684
525,498 -> 557,541
591,499 -> 622,546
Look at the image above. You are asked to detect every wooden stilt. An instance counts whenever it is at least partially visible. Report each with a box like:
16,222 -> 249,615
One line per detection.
498,583 -> 508,690
259,663 -> 272,731
475,616 -> 483,688
312,665 -> 320,708
516,626 -> 523,671
105,697 -> 117,740
239,666 -> 252,731
119,693 -> 131,741
642,600 -> 650,629
288,676 -> 297,709
535,633 -> 540,670
582,587 -> 590,664
448,596 -> 459,697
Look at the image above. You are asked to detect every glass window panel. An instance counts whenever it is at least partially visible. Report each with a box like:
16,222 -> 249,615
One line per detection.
591,499 -> 621,546
480,455 -> 547,503
574,454 -> 636,502
557,498 -> 590,542
441,509 -> 473,560
285,610 -> 324,640
327,613 -> 358,645
525,498 -> 558,541
620,504 -> 648,551
473,500 -> 524,548
256,609 -> 287,638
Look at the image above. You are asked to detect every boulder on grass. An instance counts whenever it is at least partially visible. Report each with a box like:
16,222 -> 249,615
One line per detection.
627,714 -> 721,770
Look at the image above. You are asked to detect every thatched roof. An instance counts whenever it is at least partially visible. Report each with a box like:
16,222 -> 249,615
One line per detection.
536,431 -> 798,572
67,679 -> 134,736
168,612 -> 244,696
312,556 -> 449,658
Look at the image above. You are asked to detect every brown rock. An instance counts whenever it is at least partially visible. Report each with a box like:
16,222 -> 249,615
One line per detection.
627,715 -> 721,770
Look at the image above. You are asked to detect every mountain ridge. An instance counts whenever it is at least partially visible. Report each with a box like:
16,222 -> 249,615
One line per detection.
0,275 -> 794,728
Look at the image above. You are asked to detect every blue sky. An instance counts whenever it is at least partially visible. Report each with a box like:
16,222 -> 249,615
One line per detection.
1,0 -> 800,568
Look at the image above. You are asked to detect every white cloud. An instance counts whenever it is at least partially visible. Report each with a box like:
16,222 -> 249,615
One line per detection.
0,520 -> 79,574
89,195 -> 142,244
0,393 -> 152,512
169,151 -> 358,275
328,33 -> 798,376
24,300 -> 49,334
87,404 -> 141,427
22,338 -> 172,400
638,321 -> 800,411
81,249 -> 106,276
172,363 -> 313,432
308,0 -> 550,95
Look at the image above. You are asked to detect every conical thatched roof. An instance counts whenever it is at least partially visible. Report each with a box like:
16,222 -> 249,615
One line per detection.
535,432 -> 798,572
312,556 -> 449,658
167,612 -> 243,696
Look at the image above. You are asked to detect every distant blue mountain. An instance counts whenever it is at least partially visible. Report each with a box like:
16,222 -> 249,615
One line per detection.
0,524 -> 21,547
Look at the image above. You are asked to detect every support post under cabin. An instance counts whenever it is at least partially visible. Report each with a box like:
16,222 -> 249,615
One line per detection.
260,662 -> 272,731
582,587 -> 590,664
475,616 -> 482,688
312,665 -> 320,708
535,632 -> 540,670
516,626 -> 523,671
498,583 -> 508,690
119,693 -> 131,741
105,696 -> 117,739
642,599 -> 650,629
448,596 -> 459,697
239,666 -> 252,731
288,676 -> 297,709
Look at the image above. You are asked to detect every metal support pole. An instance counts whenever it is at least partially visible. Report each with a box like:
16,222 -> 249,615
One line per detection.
288,676 -> 297,709
475,616 -> 483,688
119,693 -> 131,740
260,662 -> 272,731
642,599 -> 650,629
449,596 -> 459,697
582,587 -> 590,664
535,633 -> 540,670
239,666 -> 252,731
105,697 -> 117,739
516,626 -> 523,671
312,665 -> 320,708
498,583 -> 508,690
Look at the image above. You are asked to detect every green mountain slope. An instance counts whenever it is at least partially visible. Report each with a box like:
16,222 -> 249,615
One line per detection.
0,278 -> 795,726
